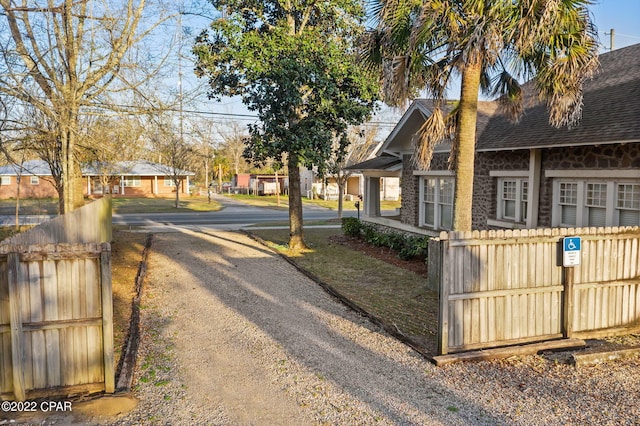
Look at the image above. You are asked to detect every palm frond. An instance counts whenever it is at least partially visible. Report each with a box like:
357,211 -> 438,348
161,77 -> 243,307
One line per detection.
412,105 -> 449,170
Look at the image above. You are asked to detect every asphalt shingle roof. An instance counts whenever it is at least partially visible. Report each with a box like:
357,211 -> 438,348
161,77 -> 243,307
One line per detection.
477,43 -> 640,151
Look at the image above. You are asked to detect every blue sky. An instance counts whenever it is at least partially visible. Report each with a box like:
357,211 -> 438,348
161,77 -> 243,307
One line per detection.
589,0 -> 640,51
188,1 -> 640,128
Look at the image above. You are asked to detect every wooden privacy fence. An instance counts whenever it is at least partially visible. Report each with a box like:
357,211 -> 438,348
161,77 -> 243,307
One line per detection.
0,243 -> 114,401
429,227 -> 640,355
0,198 -> 114,401
2,196 -> 112,245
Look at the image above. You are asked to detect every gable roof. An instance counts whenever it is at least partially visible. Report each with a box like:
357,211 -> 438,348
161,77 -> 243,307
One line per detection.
344,154 -> 402,172
477,43 -> 640,151
379,99 -> 498,156
0,160 -> 52,176
0,160 -> 195,177
83,160 -> 195,176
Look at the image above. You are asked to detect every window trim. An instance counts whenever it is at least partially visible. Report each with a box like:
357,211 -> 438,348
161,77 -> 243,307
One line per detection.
552,178 -> 639,227
419,175 -> 455,231
164,176 -> 176,187
122,176 -> 141,187
496,177 -> 529,224
0,175 -> 10,185
30,176 -> 40,185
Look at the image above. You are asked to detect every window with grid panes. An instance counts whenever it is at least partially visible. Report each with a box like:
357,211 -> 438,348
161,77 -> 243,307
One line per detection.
421,176 -> 454,230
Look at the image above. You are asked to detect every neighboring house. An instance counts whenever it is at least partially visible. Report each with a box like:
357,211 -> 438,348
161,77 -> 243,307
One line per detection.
351,43 -> 640,235
84,160 -> 194,197
0,160 -> 58,199
0,159 -> 194,199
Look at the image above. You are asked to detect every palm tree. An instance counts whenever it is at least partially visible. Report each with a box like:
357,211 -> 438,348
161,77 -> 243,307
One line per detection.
363,0 -> 599,231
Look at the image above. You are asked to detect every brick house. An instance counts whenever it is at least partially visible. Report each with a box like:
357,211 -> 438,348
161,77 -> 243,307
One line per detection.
350,43 -> 640,235
0,160 -> 194,199
0,160 -> 58,199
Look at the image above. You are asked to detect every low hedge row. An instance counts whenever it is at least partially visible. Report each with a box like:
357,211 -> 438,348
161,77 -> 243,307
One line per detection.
341,217 -> 429,261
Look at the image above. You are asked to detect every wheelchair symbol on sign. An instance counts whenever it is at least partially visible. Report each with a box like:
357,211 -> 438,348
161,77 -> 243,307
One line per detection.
567,240 -> 577,250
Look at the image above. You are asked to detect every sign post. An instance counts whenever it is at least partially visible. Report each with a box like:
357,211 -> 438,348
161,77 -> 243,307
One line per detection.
561,236 -> 581,338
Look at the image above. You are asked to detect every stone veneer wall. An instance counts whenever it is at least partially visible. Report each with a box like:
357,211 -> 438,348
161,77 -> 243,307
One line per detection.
400,142 -> 640,231
472,150 -> 530,229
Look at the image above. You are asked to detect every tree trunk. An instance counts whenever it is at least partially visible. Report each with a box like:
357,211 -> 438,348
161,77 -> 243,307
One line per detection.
287,154 -> 307,250
452,60 -> 482,232
337,174 -> 345,220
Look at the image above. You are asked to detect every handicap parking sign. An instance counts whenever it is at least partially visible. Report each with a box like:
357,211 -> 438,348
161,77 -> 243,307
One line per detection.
563,237 -> 581,267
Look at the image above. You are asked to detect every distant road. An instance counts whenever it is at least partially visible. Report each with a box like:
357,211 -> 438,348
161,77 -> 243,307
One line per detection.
0,195 -> 362,228
112,195 -> 357,228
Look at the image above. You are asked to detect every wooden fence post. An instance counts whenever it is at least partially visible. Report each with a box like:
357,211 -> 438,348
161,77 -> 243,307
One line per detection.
7,252 -> 26,401
562,267 -> 574,339
435,238 -> 449,356
100,245 -> 115,393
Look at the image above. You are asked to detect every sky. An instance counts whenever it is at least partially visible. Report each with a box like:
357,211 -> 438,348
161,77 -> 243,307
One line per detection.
181,0 -> 640,137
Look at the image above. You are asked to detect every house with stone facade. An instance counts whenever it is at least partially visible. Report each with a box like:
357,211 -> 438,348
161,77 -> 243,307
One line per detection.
350,43 -> 640,236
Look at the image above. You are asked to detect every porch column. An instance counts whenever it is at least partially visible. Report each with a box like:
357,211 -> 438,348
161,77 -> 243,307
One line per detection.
526,149 -> 541,228
87,177 -> 91,195
365,176 -> 381,217
154,176 -> 158,195
120,176 -> 125,196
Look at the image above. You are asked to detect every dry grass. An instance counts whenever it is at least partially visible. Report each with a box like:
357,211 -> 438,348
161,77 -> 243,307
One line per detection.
248,227 -> 440,355
111,229 -> 148,369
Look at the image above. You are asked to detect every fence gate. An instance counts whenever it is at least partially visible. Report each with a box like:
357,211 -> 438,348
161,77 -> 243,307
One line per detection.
0,243 -> 114,401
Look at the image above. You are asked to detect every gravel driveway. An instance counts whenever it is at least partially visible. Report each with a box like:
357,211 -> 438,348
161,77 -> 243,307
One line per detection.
8,227 -> 639,425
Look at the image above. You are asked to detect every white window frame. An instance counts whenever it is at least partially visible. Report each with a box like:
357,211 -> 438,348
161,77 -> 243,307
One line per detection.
122,176 -> 141,187
488,171 -> 529,228
0,176 -> 10,185
418,173 -> 455,231
30,176 -> 39,185
496,177 -> 528,224
550,175 -> 640,228
164,176 -> 176,187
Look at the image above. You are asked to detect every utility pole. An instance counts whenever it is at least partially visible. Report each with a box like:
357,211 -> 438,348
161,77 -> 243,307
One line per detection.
605,28 -> 615,51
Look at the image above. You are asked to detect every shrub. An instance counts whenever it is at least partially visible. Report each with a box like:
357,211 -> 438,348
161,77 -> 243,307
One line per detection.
342,220 -> 430,262
398,236 -> 429,260
341,217 -> 362,237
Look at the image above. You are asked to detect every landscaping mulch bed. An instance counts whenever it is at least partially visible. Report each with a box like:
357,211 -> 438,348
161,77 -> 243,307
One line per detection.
328,234 -> 429,278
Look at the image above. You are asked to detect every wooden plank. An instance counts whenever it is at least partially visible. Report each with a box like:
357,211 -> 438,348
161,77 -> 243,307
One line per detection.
31,330 -> 47,389
0,332 -> 12,394
7,252 -> 25,401
437,240 -> 449,355
87,325 -> 104,383
434,338 -> 586,366
563,267 -> 574,338
101,249 -> 115,393
447,285 -> 564,301
572,346 -> 640,367
45,329 -> 61,387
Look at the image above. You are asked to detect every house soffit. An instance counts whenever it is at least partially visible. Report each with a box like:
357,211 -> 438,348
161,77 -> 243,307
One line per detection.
379,101 -> 432,156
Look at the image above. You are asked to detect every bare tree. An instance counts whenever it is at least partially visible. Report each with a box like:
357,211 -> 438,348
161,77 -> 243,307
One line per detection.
326,124 -> 380,218
0,0 -> 173,213
80,116 -> 146,194
218,121 -> 249,176
147,116 -> 195,208
188,117 -> 218,188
